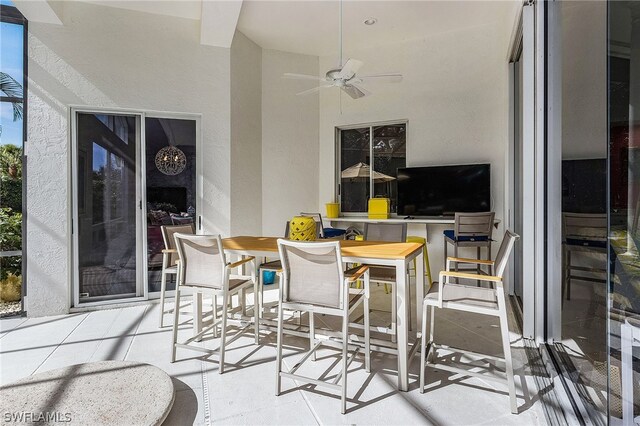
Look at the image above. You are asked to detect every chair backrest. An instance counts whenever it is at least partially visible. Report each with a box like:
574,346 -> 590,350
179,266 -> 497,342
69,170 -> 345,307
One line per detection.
562,212 -> 607,241
174,234 -> 227,289
493,230 -> 520,277
300,212 -> 325,238
277,239 -> 345,309
454,212 -> 495,239
364,222 -> 407,242
161,224 -> 196,265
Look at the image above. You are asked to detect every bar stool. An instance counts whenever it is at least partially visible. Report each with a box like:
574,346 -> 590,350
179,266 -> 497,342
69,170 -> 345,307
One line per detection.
362,222 -> 407,343
407,236 -> 433,290
170,234 -> 259,373
562,213 -> 607,301
443,212 -> 495,283
275,239 -> 371,414
420,230 -> 520,414
159,223 -> 195,328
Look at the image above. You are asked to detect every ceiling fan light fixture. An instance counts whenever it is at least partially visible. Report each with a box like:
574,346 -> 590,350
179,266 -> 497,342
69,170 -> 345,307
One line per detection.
364,17 -> 377,26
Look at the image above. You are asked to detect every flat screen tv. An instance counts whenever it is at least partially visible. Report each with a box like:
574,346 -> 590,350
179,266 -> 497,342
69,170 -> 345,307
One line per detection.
562,159 -> 606,214
397,164 -> 491,217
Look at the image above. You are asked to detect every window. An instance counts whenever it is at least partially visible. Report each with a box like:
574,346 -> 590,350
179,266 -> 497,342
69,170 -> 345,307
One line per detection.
338,122 -> 406,213
0,0 -> 26,316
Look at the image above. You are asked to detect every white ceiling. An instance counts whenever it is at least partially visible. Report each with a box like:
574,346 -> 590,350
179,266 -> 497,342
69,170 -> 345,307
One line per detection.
83,0 -> 204,20
237,1 -> 516,57
17,0 -> 516,53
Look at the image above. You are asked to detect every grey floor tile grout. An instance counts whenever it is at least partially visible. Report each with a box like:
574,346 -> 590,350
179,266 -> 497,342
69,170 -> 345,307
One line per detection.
0,318 -> 29,341
280,357 -> 323,426
32,313 -> 90,375
123,306 -> 149,361
87,308 -> 130,362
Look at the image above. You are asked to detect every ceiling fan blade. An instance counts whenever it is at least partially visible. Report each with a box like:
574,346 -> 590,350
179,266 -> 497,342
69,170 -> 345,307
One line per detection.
341,84 -> 369,100
357,73 -> 403,83
283,73 -> 325,82
296,84 -> 333,96
336,59 -> 364,80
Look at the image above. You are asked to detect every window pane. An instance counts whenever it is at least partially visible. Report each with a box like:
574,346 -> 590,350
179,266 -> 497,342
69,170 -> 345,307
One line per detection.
0,101 -> 23,147
340,128 -> 370,212
373,124 -> 406,213
78,113 -> 139,301
608,1 -> 640,422
0,0 -> 16,6
0,21 -> 24,89
145,117 -> 197,293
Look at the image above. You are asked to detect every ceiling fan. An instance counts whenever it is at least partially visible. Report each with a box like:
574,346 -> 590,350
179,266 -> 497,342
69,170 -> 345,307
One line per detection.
282,1 -> 403,99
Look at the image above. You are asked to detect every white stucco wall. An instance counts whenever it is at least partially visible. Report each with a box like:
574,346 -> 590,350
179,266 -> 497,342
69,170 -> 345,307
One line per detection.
318,9 -> 515,274
230,31 -> 262,236
261,49 -> 320,236
26,2 -> 231,316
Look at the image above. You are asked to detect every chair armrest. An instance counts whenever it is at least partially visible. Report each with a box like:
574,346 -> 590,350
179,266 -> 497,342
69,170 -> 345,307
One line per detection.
162,249 -> 177,254
345,265 -> 369,283
439,270 -> 502,283
447,256 -> 494,266
227,256 -> 256,269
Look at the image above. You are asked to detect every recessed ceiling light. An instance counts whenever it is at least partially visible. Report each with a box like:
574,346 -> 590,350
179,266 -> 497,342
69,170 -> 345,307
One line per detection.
364,18 -> 377,26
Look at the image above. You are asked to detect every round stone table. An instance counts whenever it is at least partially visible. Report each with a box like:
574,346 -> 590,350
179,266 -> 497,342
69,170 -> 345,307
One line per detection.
0,361 -> 175,425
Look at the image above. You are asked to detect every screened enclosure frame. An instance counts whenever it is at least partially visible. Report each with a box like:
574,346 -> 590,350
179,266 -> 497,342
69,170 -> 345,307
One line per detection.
0,2 -> 27,314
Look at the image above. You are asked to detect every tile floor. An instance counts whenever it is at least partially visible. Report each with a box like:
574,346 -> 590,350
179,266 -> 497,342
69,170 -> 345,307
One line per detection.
0,285 -> 547,425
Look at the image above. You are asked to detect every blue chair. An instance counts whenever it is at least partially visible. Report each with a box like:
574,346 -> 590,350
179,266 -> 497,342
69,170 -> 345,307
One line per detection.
443,212 -> 495,282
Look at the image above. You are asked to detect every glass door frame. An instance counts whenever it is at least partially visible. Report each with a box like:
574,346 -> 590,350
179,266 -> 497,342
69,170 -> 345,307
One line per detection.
70,106 -> 202,308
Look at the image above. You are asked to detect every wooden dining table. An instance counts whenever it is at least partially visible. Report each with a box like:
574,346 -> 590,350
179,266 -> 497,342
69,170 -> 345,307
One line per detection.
192,236 -> 425,392
229,236 -> 425,391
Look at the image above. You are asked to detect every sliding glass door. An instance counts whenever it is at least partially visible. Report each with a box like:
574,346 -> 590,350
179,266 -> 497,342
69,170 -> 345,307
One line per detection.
145,117 -> 197,294
73,111 -> 144,303
72,110 -> 200,305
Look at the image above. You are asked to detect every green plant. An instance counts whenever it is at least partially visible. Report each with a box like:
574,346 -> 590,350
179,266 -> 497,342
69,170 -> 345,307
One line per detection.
0,175 -> 22,212
0,144 -> 22,179
0,208 -> 22,279
0,273 -> 21,302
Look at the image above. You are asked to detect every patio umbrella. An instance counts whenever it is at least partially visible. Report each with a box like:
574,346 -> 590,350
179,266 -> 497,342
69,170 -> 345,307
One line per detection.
341,162 -> 396,182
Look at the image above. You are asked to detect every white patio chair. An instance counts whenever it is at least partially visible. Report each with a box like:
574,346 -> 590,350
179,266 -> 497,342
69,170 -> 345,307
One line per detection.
170,234 -> 258,374
443,212 -> 495,284
159,224 -> 195,328
420,229 -> 520,414
274,239 -> 371,414
362,222 -> 408,342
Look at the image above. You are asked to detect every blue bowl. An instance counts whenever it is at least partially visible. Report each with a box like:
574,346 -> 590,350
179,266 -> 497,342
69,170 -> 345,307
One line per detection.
263,270 -> 276,285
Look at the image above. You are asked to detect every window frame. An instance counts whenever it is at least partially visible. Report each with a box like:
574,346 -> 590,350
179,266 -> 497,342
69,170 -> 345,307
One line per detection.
0,2 -> 27,314
335,119 -> 408,216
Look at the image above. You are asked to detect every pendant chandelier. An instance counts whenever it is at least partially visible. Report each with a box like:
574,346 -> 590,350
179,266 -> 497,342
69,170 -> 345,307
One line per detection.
155,145 -> 186,176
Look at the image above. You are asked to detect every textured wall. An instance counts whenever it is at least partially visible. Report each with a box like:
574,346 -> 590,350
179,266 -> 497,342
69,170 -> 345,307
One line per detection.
26,2 -> 231,316
261,49 -> 320,236
318,6 -> 516,275
230,31 -> 263,236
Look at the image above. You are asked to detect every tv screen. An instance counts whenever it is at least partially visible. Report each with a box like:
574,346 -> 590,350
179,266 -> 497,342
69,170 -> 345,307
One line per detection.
562,159 -> 606,214
397,164 -> 491,216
